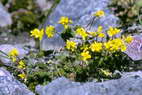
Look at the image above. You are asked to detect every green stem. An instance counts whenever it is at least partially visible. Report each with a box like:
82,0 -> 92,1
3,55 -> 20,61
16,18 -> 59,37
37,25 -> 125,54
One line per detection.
138,7 -> 142,25
0,55 -> 10,59
35,39 -> 40,50
0,50 -> 10,59
0,50 -> 9,57
138,13 -> 142,25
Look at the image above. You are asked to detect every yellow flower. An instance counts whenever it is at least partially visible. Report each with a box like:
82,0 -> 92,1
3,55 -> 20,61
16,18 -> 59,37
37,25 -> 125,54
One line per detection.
66,40 -> 77,51
81,51 -> 91,61
76,27 -> 88,40
107,27 -> 121,37
58,16 -> 72,29
125,36 -> 133,43
93,10 -> 105,17
97,26 -> 103,33
18,73 -> 26,79
98,33 -> 105,38
104,38 -> 127,52
45,25 -> 55,38
18,60 -> 26,69
8,48 -> 19,57
90,42 -> 103,52
31,28 -> 44,40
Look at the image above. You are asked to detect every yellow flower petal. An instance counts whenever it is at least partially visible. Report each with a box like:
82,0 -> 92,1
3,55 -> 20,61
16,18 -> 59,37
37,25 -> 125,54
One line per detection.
45,25 -> 55,38
81,51 -> 91,61
66,40 -> 77,51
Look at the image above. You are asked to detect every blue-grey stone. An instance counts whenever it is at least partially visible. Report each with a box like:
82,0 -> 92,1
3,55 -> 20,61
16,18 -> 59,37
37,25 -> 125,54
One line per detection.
0,3 -> 12,27
0,44 -> 29,64
124,35 -> 142,60
0,68 -> 34,95
36,0 -> 54,11
36,71 -> 142,95
41,0 -> 119,50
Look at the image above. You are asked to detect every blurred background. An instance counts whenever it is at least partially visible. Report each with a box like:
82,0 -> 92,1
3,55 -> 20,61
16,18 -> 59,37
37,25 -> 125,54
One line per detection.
0,0 -> 60,45
0,0 -> 142,46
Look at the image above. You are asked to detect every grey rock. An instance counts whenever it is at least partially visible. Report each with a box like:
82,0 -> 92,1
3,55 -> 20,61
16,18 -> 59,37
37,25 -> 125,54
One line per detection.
36,77 -> 81,95
36,71 -> 142,95
0,3 -> 12,27
36,0 -> 54,11
41,0 -> 119,50
124,35 -> 142,60
121,71 -> 142,78
0,67 -> 34,95
127,24 -> 142,33
0,44 -> 28,64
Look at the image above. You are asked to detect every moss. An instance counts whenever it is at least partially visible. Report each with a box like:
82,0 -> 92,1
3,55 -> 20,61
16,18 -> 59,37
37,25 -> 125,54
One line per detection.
2,0 -> 61,34
109,0 -> 142,26
10,11 -> 39,34
1,0 -> 8,5
9,0 -> 37,12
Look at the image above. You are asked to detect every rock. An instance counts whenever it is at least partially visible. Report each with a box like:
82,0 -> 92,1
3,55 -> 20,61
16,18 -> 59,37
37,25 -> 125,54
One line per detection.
36,77 -> 81,95
36,0 -> 54,11
41,0 -> 119,50
0,32 -> 36,47
0,44 -> 28,64
0,67 -> 34,95
0,3 -> 12,27
124,35 -> 142,60
36,71 -> 142,95
121,71 -> 142,78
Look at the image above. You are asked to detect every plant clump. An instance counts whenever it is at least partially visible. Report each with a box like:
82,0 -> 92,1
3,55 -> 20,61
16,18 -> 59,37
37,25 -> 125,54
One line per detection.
0,10 -> 136,92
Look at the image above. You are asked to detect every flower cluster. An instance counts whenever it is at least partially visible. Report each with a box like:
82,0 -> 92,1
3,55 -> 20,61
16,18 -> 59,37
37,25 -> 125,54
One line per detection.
62,11 -> 133,63
28,10 -> 134,81
8,48 -> 26,80
104,38 -> 127,52
31,17 -> 73,40
0,9 -> 136,90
